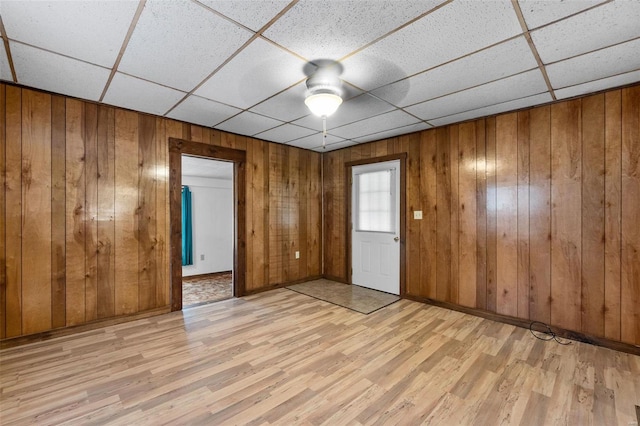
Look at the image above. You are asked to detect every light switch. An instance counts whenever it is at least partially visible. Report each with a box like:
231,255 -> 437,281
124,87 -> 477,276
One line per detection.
295,251 -> 300,259
414,210 -> 423,220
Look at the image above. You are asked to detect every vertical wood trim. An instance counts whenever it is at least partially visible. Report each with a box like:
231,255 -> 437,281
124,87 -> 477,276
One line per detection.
475,120 -> 487,310
5,86 -> 22,337
84,103 -> 98,322
50,95 -> 66,328
235,153 -> 247,297
517,111 -> 530,319
458,122 -> 477,308
420,130 -> 437,299
495,113 -> 518,317
485,117 -> 498,312
21,89 -> 52,334
114,109 -> 139,315
620,86 -> 640,345
550,100 -> 582,331
529,106 -> 552,324
581,94 -> 606,336
298,149 -> 309,280
65,99 -> 86,326
288,148 -> 299,281
308,152 -> 321,277
97,106 -> 116,319
603,90 -> 622,341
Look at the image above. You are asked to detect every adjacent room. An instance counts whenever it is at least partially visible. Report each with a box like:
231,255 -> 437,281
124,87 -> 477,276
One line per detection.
1,0 -> 639,424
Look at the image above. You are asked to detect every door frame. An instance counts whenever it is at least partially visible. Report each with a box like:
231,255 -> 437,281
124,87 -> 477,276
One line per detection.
345,153 -> 407,296
169,138 -> 246,311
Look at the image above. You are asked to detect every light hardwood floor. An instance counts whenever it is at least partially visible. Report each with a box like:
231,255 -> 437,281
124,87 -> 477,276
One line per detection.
1,289 -> 639,425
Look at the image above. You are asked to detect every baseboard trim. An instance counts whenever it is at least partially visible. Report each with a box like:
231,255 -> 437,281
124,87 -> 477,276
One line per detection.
404,294 -> 640,356
0,307 -> 171,349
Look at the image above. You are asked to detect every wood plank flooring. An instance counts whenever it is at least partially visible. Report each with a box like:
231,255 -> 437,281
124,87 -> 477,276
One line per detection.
1,289 -> 639,425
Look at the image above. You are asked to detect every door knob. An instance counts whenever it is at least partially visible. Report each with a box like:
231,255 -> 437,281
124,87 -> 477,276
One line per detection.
394,237 -> 400,242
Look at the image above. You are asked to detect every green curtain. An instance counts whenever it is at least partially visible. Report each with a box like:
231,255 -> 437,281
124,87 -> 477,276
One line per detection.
182,186 -> 193,266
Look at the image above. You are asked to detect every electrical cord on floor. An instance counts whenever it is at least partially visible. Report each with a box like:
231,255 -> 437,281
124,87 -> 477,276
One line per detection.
529,321 -> 572,345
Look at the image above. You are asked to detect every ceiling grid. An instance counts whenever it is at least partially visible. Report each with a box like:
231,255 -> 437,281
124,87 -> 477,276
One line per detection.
0,0 -> 637,151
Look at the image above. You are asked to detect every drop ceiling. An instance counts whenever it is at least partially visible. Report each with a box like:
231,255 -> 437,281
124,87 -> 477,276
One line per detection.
0,0 -> 638,152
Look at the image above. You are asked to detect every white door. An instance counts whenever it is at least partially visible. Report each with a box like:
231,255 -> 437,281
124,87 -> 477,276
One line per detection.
351,160 -> 400,295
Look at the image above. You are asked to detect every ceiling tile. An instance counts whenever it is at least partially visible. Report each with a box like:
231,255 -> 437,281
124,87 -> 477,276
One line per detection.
406,69 -> 548,120
287,132 -> 348,151
250,82 -> 310,122
254,123 -> 316,143
294,93 -> 393,130
0,0 -> 138,67
263,0 -> 446,60
216,111 -> 284,136
352,122 -> 432,143
195,38 -> 305,109
118,0 -> 252,91
429,92 -> 552,127
10,42 -> 110,101
546,38 -> 640,89
197,0 -> 290,31
0,43 -> 11,81
371,36 -> 538,107
166,95 -> 241,127
519,0 -> 605,29
341,0 -> 523,90
330,110 -> 420,140
103,72 -> 186,116
555,70 -> 640,100
531,1 -> 640,64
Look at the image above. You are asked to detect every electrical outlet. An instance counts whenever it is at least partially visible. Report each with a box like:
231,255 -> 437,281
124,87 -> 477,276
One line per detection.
295,251 -> 300,259
414,210 -> 423,220
200,254 -> 204,261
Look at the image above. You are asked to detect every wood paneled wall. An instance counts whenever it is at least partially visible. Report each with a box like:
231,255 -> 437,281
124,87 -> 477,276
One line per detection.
324,85 -> 640,346
0,84 -> 322,339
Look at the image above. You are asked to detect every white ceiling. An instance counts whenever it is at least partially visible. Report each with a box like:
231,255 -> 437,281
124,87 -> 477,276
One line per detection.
182,155 -> 233,180
1,0 -> 638,152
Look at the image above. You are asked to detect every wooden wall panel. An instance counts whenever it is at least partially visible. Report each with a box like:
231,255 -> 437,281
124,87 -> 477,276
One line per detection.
620,86 -> 640,344
475,120 -> 487,310
96,106 -> 116,319
5,86 -> 21,337
114,110 -> 139,316
495,113 -> 518,317
0,85 -> 5,339
308,152 -> 321,277
321,83 -> 640,346
458,122 -> 477,308
51,96 -> 66,329
581,94 -> 606,337
65,99 -> 86,326
436,127 -> 452,301
603,91 -> 621,341
84,103 -> 98,323
419,130 -> 437,299
154,116 -> 168,307
529,106 -> 552,324
138,115 -> 157,312
550,100 -> 582,332
517,111 -> 530,319
21,90 -> 52,335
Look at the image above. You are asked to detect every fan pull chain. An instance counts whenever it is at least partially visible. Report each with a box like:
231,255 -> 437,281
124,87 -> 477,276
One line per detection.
322,116 -> 327,149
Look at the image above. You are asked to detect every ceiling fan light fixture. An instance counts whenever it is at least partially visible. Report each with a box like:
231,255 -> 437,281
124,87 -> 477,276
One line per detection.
304,91 -> 343,117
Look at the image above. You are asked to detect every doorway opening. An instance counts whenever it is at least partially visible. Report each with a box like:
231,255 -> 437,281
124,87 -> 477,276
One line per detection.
169,138 -> 246,312
181,156 -> 234,307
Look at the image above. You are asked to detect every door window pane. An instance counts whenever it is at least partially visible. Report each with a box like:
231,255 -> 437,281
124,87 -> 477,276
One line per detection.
355,169 -> 395,233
